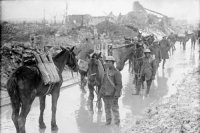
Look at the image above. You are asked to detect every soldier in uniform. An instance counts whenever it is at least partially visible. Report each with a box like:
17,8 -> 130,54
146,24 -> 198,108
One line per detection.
100,56 -> 122,126
168,32 -> 176,55
159,36 -> 170,69
149,41 -> 162,69
139,49 -> 157,96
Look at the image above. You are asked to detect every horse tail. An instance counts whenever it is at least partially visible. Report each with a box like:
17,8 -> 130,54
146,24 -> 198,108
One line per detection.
6,74 -> 21,108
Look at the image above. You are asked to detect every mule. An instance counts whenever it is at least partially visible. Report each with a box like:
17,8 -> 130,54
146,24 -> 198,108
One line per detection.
87,53 -> 104,112
6,46 -> 78,133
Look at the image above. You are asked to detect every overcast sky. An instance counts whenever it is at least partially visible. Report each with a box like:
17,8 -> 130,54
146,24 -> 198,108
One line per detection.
1,0 -> 200,24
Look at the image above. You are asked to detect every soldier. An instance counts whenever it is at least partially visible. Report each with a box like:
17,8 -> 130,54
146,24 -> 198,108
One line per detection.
149,41 -> 162,69
198,30 -> 200,51
191,32 -> 197,50
139,49 -> 157,96
100,56 -> 123,126
137,32 -> 142,41
159,36 -> 170,69
168,32 -> 176,55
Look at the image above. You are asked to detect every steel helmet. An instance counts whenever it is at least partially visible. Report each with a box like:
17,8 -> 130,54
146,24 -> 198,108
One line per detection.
144,49 -> 151,53
105,56 -> 115,62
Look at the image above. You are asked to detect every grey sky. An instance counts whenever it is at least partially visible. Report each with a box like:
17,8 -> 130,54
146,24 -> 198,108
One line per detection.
1,0 -> 200,24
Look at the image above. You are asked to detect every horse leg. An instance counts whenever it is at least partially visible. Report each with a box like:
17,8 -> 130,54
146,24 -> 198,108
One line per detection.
18,97 -> 35,133
97,85 -> 102,112
131,63 -> 134,74
88,84 -> 94,111
51,90 -> 60,131
162,59 -> 166,69
80,75 -> 86,93
133,75 -> 141,95
11,102 -> 20,133
183,41 -> 187,50
39,96 -> 46,129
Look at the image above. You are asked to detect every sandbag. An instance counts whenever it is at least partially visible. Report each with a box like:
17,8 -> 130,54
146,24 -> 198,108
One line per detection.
47,54 -> 60,82
33,52 -> 51,85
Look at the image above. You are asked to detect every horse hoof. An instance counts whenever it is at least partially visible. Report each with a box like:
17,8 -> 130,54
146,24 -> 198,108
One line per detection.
51,124 -> 58,131
39,123 -> 46,129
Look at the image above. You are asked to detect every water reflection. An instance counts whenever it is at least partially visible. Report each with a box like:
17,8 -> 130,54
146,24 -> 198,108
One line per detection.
166,67 -> 173,78
76,93 -> 93,133
39,129 -> 46,133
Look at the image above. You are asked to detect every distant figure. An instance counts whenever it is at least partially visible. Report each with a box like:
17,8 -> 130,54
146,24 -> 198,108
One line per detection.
191,33 -> 197,50
198,30 -> 200,51
159,36 -> 170,69
167,32 -> 176,55
149,41 -> 162,69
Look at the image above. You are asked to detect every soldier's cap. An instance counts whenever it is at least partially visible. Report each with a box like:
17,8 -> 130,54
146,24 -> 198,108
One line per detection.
144,49 -> 151,53
105,56 -> 116,62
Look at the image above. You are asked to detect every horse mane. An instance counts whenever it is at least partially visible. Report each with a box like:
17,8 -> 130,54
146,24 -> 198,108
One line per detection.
53,49 -> 67,60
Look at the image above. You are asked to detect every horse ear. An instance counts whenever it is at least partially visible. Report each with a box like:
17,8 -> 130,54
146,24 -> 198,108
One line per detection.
70,46 -> 75,52
60,46 -> 65,51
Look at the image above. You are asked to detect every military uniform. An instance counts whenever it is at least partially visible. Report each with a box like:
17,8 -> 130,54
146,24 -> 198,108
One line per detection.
168,34 -> 176,52
140,56 -> 157,81
149,43 -> 162,69
100,65 -> 122,125
159,38 -> 170,59
136,49 -> 157,95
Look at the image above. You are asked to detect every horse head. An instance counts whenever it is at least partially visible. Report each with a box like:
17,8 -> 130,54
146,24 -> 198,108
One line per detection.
115,44 -> 136,71
59,46 -> 79,72
87,54 -> 104,86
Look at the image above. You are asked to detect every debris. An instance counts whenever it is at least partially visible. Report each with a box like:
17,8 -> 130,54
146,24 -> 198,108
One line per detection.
125,72 -> 200,133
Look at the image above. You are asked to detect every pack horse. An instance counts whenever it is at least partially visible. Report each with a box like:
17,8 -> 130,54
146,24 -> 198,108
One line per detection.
6,46 -> 78,133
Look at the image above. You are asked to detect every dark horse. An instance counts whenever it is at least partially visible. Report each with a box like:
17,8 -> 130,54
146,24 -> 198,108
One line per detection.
133,44 -> 144,95
6,46 -> 78,133
87,53 -> 104,112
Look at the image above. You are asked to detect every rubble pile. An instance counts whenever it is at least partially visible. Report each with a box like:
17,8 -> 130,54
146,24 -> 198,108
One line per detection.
125,71 -> 200,133
1,44 -> 22,89
53,26 -> 94,46
96,20 -> 138,40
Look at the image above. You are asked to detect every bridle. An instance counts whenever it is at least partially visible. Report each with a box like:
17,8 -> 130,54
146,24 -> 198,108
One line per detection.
66,49 -> 77,70
87,58 -> 100,86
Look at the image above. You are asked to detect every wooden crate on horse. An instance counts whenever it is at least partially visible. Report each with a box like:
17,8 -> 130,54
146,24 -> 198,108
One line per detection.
33,52 -> 51,85
33,52 -> 60,85
78,59 -> 89,72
